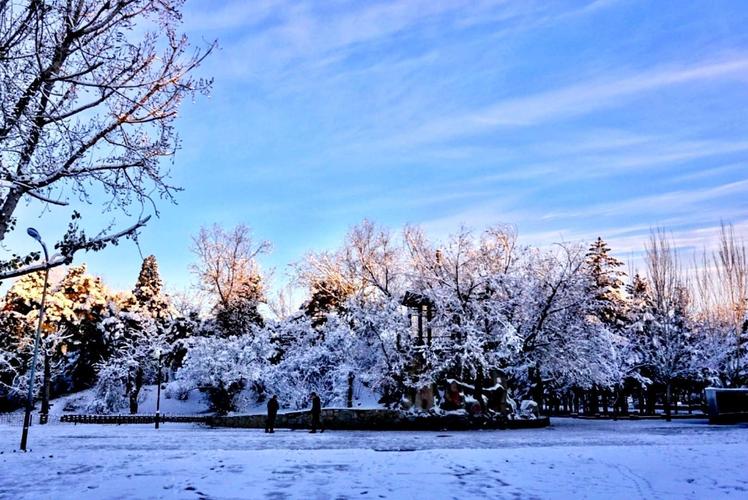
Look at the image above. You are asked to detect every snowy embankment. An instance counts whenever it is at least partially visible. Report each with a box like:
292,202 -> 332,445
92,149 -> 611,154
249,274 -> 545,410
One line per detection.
1,418 -> 747,499
11,385 -> 212,419
28,382 -> 385,419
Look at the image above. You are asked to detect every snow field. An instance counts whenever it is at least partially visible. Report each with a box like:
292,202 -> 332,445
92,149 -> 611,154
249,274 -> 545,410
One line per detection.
0,418 -> 746,499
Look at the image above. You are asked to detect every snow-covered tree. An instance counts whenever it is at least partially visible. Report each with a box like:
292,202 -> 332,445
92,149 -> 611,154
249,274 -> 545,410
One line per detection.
344,296 -> 415,406
403,224 -> 522,407
691,223 -> 748,386
133,255 -> 172,322
263,315 -> 356,409
585,237 -> 627,330
302,276 -> 356,326
175,330 -> 271,414
644,229 -> 695,420
297,220 -> 404,327
0,0 -> 213,281
1,265 -> 111,413
90,308 -> 167,414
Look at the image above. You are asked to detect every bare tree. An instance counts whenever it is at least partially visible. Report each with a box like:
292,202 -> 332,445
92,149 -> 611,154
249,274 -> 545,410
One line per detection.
343,219 -> 402,298
295,220 -> 403,322
0,0 -> 214,279
713,223 -> 748,336
402,223 -> 517,308
266,284 -> 297,321
692,222 -> 748,385
190,224 -> 270,330
644,228 -> 692,420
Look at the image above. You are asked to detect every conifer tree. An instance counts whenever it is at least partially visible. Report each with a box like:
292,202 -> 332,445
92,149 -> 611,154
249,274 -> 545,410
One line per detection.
133,255 -> 171,322
1,265 -> 111,413
585,237 -> 627,329
55,265 -> 110,392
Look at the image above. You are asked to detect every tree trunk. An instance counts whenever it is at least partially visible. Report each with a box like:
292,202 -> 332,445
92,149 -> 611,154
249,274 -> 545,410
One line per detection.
619,387 -> 628,416
602,389 -> 609,416
589,387 -> 599,416
611,386 -> 620,420
346,372 -> 354,408
0,189 -> 23,241
688,389 -> 693,414
528,366 -> 544,407
128,367 -> 144,414
646,385 -> 656,415
475,368 -> 486,413
40,350 -> 51,424
664,382 -> 672,422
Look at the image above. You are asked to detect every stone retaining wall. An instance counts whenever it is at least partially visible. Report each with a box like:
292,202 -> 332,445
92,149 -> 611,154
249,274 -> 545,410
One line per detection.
207,408 -> 550,431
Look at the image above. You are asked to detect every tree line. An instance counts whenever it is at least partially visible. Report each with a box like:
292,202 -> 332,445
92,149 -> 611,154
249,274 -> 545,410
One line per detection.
1,220 -> 746,419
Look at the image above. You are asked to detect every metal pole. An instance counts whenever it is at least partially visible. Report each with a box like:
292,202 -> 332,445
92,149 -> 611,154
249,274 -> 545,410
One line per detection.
155,354 -> 162,429
20,236 -> 49,452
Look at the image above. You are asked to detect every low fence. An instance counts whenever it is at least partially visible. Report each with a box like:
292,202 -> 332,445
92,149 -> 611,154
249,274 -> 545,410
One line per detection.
0,412 -> 25,426
60,414 -> 209,425
568,412 -> 706,421
3,409 -> 549,430
0,413 -> 71,426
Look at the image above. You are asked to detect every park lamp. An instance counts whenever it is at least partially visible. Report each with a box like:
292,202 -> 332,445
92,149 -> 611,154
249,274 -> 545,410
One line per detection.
26,228 -> 48,258
20,227 -> 51,451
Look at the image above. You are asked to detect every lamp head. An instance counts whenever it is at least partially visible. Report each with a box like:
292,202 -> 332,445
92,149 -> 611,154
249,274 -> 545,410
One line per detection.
26,227 -> 42,242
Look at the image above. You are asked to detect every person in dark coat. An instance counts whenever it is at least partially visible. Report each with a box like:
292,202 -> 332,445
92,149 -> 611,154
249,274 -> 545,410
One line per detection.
309,392 -> 322,433
265,395 -> 279,433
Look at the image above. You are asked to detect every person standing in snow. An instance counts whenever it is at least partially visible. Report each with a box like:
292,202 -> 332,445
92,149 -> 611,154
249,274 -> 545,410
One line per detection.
266,395 -> 279,433
309,392 -> 322,433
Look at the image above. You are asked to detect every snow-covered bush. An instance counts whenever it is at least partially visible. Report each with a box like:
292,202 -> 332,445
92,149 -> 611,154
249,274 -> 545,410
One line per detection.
86,360 -> 130,414
176,330 -> 271,414
263,315 -> 356,408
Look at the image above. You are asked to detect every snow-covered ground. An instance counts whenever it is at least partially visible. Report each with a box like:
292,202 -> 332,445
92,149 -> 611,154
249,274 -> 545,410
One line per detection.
0,418 -> 746,499
25,385 -> 212,418
33,383 -> 385,418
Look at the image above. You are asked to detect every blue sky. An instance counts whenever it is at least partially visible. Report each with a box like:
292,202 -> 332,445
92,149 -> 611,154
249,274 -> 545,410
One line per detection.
8,0 -> 748,295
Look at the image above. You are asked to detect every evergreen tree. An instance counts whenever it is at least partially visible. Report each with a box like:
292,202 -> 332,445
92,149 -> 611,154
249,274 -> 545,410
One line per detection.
623,273 -> 657,413
215,274 -> 265,335
303,277 -> 355,327
133,255 -> 171,321
585,237 -> 627,329
55,265 -> 111,393
625,273 -> 655,347
0,265 -> 112,412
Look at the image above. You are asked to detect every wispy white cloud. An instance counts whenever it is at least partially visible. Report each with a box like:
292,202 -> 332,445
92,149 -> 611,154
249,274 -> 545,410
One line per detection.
402,57 -> 748,144
170,0 -> 748,297
541,179 -> 748,220
189,0 -> 620,83
668,163 -> 747,184
521,219 -> 748,263
183,1 -> 285,32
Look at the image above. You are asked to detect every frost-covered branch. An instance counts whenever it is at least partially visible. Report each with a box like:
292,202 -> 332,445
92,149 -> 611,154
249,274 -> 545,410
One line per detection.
0,215 -> 150,280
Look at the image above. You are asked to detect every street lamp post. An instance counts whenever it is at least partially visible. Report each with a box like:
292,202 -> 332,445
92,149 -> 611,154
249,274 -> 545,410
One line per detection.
154,348 -> 162,429
20,228 -> 50,452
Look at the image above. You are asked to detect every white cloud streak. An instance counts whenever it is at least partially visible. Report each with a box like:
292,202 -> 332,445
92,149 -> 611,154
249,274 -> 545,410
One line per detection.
404,57 -> 748,144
